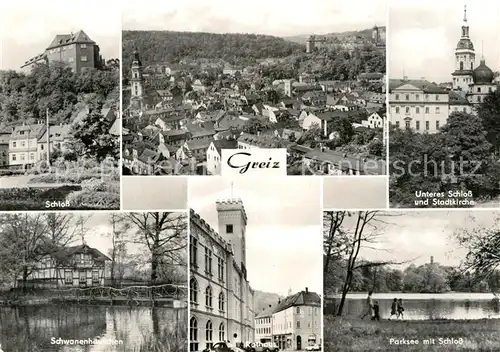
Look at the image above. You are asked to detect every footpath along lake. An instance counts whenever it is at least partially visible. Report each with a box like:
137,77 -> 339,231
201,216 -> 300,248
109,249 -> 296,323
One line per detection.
329,292 -> 500,320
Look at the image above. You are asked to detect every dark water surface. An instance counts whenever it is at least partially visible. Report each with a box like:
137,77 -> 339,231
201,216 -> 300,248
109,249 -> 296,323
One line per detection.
0,304 -> 187,352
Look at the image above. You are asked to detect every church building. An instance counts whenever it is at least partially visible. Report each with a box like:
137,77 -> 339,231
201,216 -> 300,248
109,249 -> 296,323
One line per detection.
389,4 -> 498,134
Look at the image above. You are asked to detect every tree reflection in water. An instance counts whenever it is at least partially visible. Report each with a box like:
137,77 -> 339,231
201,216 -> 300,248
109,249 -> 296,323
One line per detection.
0,305 -> 187,352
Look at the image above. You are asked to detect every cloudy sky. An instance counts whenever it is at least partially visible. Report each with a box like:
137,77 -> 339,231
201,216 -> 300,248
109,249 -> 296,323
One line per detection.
390,0 -> 500,82
333,210 -> 500,269
0,0 -> 120,70
189,177 -> 322,296
61,212 -> 186,259
122,0 -> 386,36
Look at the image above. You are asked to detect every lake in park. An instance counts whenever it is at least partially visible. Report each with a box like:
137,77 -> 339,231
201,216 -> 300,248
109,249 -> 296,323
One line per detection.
0,305 -> 187,352
326,292 -> 500,320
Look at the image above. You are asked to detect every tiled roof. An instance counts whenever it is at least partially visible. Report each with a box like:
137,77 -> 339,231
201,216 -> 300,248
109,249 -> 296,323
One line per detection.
10,124 -> 46,141
47,30 -> 96,50
272,290 -> 321,314
51,244 -> 110,264
38,124 -> 71,142
212,139 -> 238,154
138,148 -> 162,164
389,79 -> 448,94
186,139 -> 212,150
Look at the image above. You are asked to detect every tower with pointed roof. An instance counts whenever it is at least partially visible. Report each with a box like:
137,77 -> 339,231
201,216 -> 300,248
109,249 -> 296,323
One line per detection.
452,5 -> 476,92
130,49 -> 145,110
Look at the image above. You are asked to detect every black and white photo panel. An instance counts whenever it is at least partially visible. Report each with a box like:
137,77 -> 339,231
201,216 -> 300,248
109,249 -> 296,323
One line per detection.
121,0 -> 387,177
388,0 -> 500,208
0,1 -> 121,211
324,209 -> 500,351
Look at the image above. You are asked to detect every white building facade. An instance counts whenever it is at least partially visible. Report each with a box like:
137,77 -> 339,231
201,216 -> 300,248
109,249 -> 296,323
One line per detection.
190,199 -> 255,352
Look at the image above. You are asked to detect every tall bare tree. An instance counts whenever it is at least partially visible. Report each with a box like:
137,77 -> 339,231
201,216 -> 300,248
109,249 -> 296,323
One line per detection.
42,213 -> 86,286
323,211 -> 405,316
0,214 -> 47,291
454,213 -> 500,285
323,211 -> 348,273
122,212 -> 187,285
107,213 -> 127,286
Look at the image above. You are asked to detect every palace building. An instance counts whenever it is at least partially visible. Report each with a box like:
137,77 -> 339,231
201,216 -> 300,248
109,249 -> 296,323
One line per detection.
189,199 -> 255,352
21,30 -> 104,73
389,5 -> 498,133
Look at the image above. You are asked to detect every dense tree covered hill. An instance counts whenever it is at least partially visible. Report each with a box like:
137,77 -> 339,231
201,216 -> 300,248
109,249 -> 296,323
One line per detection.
122,30 -> 305,68
0,64 -> 118,127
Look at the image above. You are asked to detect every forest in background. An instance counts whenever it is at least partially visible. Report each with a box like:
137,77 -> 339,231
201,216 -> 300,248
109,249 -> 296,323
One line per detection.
121,29 -> 385,81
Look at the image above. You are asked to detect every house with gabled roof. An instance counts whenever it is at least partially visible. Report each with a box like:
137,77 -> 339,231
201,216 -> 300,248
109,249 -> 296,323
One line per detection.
18,243 -> 111,289
9,124 -> 46,168
21,30 -> 104,73
206,139 -> 238,175
254,288 -> 321,350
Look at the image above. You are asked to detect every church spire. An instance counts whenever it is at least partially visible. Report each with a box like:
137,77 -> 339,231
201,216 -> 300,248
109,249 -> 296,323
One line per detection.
461,3 -> 469,38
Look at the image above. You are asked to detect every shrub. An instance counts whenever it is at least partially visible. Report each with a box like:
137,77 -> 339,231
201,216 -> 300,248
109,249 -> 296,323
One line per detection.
81,178 -> 120,193
66,190 -> 120,209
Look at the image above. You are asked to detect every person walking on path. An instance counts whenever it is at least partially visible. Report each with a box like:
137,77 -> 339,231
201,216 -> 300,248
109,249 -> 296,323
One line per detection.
397,298 -> 405,319
388,298 -> 398,320
361,291 -> 374,319
371,301 -> 381,321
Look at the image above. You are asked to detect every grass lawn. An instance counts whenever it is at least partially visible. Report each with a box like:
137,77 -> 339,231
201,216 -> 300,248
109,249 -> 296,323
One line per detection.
0,185 -> 119,210
324,315 -> 500,351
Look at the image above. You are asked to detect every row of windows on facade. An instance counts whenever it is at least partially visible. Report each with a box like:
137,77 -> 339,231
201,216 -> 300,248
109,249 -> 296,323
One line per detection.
11,153 -> 36,161
394,93 -> 443,101
48,44 -> 88,54
190,237 -> 226,282
11,140 -> 61,148
393,106 -> 445,114
394,120 -> 439,131
63,270 -> 100,284
190,317 -> 225,351
257,320 -> 318,333
190,278 -> 227,312
454,76 -> 473,84
256,307 -> 318,324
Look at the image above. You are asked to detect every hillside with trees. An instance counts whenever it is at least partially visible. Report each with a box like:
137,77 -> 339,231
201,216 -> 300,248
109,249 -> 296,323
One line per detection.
254,290 -> 284,313
285,27 -> 386,45
122,30 -> 305,69
0,63 -> 118,128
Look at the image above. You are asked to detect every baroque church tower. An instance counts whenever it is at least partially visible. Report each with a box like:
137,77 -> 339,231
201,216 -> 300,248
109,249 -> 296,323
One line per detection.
452,5 -> 475,92
129,49 -> 144,110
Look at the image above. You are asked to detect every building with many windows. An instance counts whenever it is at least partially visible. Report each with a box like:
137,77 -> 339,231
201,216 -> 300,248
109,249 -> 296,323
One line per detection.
389,5 -> 498,134
389,79 -> 450,134
8,124 -> 46,168
21,30 -> 104,73
189,199 -> 255,352
255,288 -> 321,351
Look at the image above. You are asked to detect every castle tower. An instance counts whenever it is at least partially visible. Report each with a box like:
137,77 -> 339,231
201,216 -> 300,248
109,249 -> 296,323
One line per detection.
372,25 -> 379,44
306,35 -> 315,54
430,256 -> 434,264
452,4 -> 475,92
130,49 -> 144,109
216,198 -> 248,277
